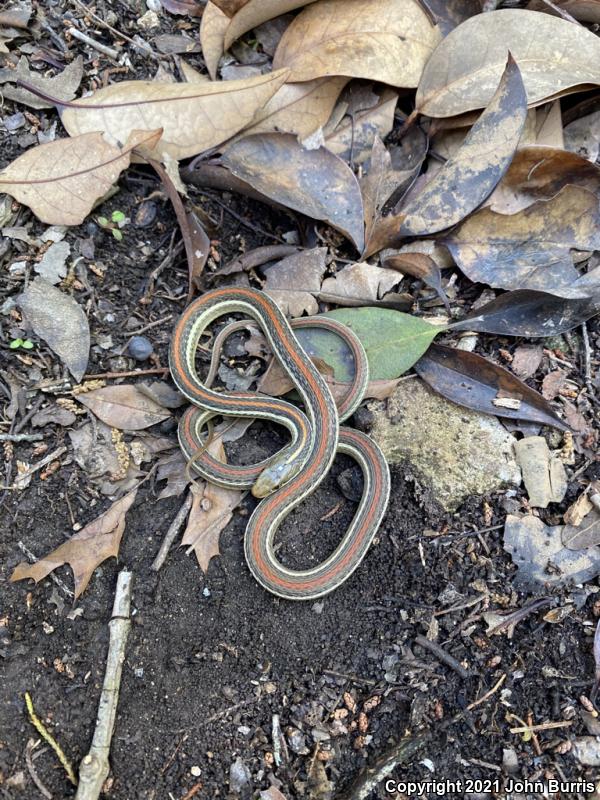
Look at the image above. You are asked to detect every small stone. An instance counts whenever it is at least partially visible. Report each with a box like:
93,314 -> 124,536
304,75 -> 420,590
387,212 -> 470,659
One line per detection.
147,0 -> 162,9
128,336 -> 154,361
370,380 -> 521,511
286,727 -> 309,754
190,765 -> 201,777
4,112 -> 25,131
229,757 -> 251,793
202,587 -> 210,597
137,9 -> 159,29
134,200 -> 157,228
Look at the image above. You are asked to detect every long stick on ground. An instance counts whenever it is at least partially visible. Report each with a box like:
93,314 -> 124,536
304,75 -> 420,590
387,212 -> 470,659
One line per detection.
75,570 -> 133,800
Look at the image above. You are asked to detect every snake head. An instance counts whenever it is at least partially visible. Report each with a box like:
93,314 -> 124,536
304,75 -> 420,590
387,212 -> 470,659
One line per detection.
252,457 -> 302,498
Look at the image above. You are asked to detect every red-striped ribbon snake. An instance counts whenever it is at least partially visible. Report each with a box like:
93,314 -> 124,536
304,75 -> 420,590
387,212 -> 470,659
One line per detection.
169,287 -> 390,600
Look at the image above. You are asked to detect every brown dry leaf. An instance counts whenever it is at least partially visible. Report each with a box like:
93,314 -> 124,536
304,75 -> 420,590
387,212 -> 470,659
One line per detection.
10,489 -> 138,599
564,492 -> 594,527
382,252 -> 450,312
511,345 -> 543,380
262,248 -> 327,316
223,0 -> 318,50
19,278 -> 90,381
527,0 -> 600,22
394,56 -> 527,240
211,0 -> 251,15
181,443 -> 242,571
77,385 -> 171,431
563,510 -> 600,550
200,1 -> 229,80
324,89 -> 398,165
319,262 -> 402,306
488,146 -> 600,214
361,137 -> 413,245
445,186 -> 600,296
564,109 -> 600,162
272,0 -> 440,87
416,9 -> 600,118
60,70 -> 289,160
222,133 -> 365,251
0,56 -> 83,110
243,77 -> 348,139
541,369 -> 567,401
0,129 -> 161,226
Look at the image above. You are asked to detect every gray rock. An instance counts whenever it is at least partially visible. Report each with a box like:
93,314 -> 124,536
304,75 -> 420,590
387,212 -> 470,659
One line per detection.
370,379 -> 521,511
128,335 -> 153,361
229,757 -> 251,793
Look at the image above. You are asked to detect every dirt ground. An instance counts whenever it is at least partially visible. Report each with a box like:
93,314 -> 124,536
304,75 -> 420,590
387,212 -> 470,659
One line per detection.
2,2 -> 600,799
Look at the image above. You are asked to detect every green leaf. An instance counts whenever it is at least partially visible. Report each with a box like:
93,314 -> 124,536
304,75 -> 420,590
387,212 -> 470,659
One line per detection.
9,338 -> 23,349
111,228 -> 123,241
21,339 -> 34,350
97,216 -> 108,226
111,209 -> 126,223
320,307 -> 443,380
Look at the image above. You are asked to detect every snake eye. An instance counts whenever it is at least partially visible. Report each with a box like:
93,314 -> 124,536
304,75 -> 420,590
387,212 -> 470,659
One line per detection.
252,459 -> 301,498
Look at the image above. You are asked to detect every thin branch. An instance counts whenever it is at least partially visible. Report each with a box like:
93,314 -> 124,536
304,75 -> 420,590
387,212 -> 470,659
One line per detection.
76,571 -> 133,800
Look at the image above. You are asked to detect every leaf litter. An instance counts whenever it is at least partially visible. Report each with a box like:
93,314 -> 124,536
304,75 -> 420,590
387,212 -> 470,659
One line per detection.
2,1 -> 600,796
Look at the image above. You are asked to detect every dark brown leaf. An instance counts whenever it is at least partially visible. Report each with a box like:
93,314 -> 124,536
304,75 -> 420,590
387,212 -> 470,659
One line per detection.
417,0 -> 482,35
222,133 -> 365,251
415,344 -> 568,429
448,290 -> 600,337
489,145 -> 600,214
444,186 -> 600,296
367,55 -> 527,252
382,252 -> 450,312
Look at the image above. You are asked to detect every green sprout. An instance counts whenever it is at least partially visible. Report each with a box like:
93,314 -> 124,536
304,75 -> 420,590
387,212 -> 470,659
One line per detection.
97,209 -> 127,241
9,338 -> 34,350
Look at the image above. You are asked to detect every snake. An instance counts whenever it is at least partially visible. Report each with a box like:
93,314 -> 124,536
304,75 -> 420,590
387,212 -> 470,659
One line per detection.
169,287 -> 390,600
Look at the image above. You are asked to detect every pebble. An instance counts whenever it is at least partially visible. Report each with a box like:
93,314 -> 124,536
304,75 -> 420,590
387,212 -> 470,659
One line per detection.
3,112 -> 25,131
229,757 -> 251,793
128,335 -> 154,361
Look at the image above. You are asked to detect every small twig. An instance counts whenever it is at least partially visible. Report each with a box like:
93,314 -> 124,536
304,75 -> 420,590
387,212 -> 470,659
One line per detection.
13,396 -> 45,434
126,315 -> 172,337
323,669 -> 377,686
272,714 -> 286,767
76,570 -> 133,800
0,432 -> 43,442
25,740 -> 52,800
487,597 -> 554,635
3,446 -> 67,489
17,541 -> 74,598
151,491 -> 193,571
83,367 -> 170,380
582,322 -> 594,393
67,27 -> 120,59
467,673 -> 506,711
509,720 -> 573,734
25,693 -> 77,786
68,0 -> 157,58
414,635 -> 472,680
181,782 -> 203,800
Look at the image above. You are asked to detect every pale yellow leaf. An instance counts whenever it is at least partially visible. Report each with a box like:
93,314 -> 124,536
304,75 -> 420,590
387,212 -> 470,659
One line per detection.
61,70 -> 289,160
200,1 -> 229,80
0,129 -> 161,225
273,0 -> 441,87
223,0 -> 318,50
243,77 -> 347,139
417,9 -> 600,117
